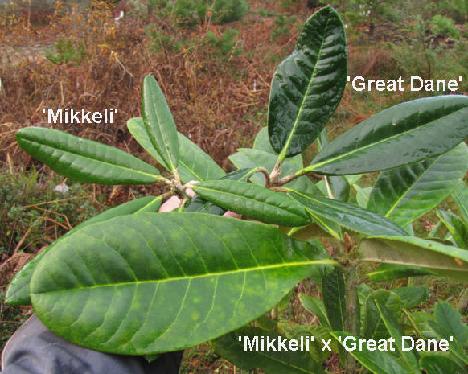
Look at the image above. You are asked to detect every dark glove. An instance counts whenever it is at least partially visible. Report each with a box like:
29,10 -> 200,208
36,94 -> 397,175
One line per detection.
1,315 -> 182,374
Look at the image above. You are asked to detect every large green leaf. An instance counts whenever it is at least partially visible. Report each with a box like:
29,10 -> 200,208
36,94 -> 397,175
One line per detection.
373,291 -> 419,372
363,290 -> 401,340
253,127 -> 276,154
360,236 -> 468,280
6,196 -> 163,306
16,127 -> 161,185
31,213 -> 334,355
289,190 -> 406,237
306,96 -> 468,175
214,327 -> 324,374
128,117 -> 224,182
193,180 -> 310,226
331,331 -> 408,374
268,6 -> 347,157
322,267 -> 346,331
367,143 -> 468,226
142,75 -> 179,172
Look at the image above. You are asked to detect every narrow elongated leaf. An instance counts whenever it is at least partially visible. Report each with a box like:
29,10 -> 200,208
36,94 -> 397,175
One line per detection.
31,213 -> 334,355
307,96 -> 468,175
360,236 -> 468,280
373,291 -> 419,372
452,182 -> 468,223
214,327 -> 324,374
6,196 -> 162,306
289,191 -> 406,237
193,180 -> 310,226
331,331 -> 408,374
268,6 -> 347,157
437,209 -> 468,249
322,268 -> 346,331
142,75 -> 179,171
367,264 -> 434,282
128,117 -> 224,182
299,294 -> 330,327
368,143 -> 468,226
16,127 -> 160,185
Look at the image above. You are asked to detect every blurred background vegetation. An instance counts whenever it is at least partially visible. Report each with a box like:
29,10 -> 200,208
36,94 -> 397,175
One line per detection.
0,0 -> 466,371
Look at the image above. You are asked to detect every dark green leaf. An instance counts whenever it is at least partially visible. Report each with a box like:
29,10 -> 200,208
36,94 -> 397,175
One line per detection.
31,213 -> 335,355
184,196 -> 224,216
368,143 -> 468,226
6,196 -> 162,306
268,6 -> 347,157
142,75 -> 179,171
419,354 -> 466,374
322,267 -> 346,331
214,327 -> 324,373
373,291 -> 419,371
193,180 -> 310,226
392,286 -> 429,309
363,290 -> 401,340
289,191 -> 406,237
307,96 -> 468,175
452,182 -> 468,224
16,127 -> 161,185
331,331 -> 408,374
360,236 -> 468,280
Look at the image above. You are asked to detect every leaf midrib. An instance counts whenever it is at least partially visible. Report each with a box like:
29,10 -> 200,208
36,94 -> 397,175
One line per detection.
20,137 -> 159,179
279,15 -> 332,158
32,259 -> 335,295
307,107 -> 466,172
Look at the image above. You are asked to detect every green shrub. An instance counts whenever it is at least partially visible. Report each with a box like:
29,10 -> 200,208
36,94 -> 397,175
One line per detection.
205,28 -> 242,56
430,14 -> 460,38
211,0 -> 248,24
46,38 -> 86,65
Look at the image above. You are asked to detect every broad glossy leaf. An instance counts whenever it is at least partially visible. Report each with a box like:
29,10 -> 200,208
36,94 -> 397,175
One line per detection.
360,236 -> 468,280
392,286 -> 429,309
6,196 -> 163,306
437,209 -> 468,249
31,213 -> 334,355
193,180 -> 310,226
307,96 -> 468,175
289,191 -> 406,237
419,355 -> 466,374
368,143 -> 468,226
322,267 -> 346,331
373,291 -> 419,372
367,264 -> 433,282
452,182 -> 468,223
299,294 -> 330,327
142,75 -> 179,171
214,327 -> 324,373
268,6 -> 347,157
332,331 -> 408,374
16,127 -> 160,185
128,117 -> 224,182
